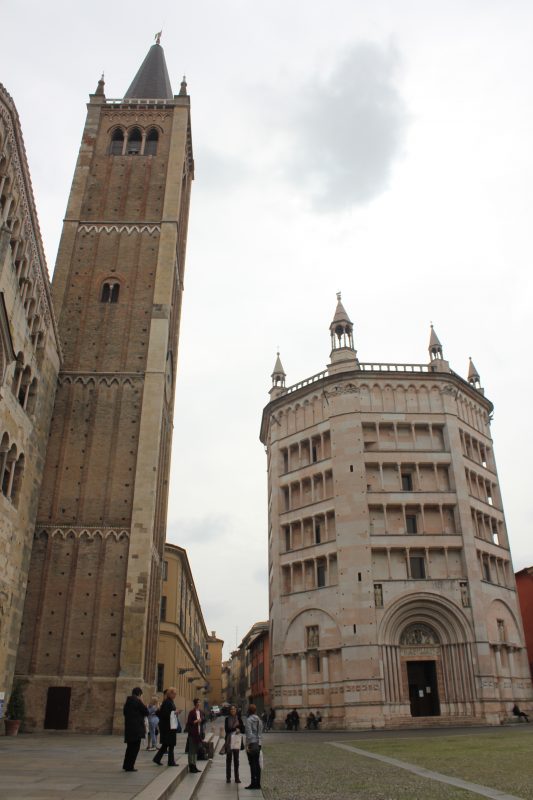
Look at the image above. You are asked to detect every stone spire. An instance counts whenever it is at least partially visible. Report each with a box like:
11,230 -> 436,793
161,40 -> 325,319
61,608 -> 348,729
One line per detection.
124,41 -> 173,100
427,324 -> 451,373
179,76 -> 188,96
428,324 -> 443,360
328,293 -> 358,374
95,73 -> 105,96
270,352 -> 287,399
468,357 -> 482,391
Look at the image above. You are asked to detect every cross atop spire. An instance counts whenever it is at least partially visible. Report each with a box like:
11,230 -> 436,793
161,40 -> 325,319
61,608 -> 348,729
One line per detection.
124,40 -> 173,100
155,30 -> 162,45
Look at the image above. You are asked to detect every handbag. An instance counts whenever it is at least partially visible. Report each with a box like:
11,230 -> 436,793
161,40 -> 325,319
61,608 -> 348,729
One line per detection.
230,732 -> 243,750
170,710 -> 178,730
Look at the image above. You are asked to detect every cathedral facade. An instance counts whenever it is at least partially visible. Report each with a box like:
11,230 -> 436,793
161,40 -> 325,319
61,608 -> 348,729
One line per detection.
0,83 -> 61,713
13,42 -> 194,732
261,296 -> 532,728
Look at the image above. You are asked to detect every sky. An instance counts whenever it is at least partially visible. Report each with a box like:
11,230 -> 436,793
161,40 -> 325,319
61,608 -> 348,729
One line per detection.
2,0 -> 533,658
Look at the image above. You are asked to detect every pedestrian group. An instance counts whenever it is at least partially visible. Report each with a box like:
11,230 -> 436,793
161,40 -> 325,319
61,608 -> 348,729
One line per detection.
122,688 -> 266,789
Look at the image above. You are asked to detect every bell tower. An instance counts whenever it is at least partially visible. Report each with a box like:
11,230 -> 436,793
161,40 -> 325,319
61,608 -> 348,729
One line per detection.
15,40 -> 194,732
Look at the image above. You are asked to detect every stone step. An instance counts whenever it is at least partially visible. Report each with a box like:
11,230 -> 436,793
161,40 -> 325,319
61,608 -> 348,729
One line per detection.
166,734 -> 220,800
383,715 -> 484,728
135,734 -> 220,800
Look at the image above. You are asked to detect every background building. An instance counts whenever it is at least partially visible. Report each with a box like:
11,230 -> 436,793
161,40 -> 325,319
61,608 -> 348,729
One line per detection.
15,41 -> 194,732
221,659 -> 230,706
224,621 -> 269,712
515,568 -> 533,679
206,631 -> 224,706
248,623 -> 270,714
0,83 -> 61,715
261,295 -> 532,729
158,544 -> 208,714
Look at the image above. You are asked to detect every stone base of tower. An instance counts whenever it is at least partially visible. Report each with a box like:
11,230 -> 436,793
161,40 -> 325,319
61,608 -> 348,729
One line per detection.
16,674 -> 158,733
271,697 -> 529,731
15,675 -> 124,733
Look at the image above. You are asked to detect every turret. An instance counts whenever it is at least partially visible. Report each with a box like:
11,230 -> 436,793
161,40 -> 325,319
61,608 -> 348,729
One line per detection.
427,324 -> 451,373
328,293 -> 358,375
468,357 -> 483,393
270,352 -> 287,399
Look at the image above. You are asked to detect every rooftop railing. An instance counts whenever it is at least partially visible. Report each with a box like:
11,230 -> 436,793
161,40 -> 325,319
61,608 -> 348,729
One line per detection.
284,362 -> 431,394
105,98 -> 174,107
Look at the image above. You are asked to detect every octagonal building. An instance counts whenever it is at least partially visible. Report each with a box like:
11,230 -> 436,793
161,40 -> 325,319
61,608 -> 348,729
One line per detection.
260,295 -> 532,728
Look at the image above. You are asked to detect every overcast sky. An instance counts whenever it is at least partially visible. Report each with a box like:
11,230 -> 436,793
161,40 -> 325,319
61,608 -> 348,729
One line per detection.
2,0 -> 533,658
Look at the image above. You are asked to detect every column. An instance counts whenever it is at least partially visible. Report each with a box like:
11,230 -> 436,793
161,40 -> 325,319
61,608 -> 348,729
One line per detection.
321,651 -> 329,683
415,463 -> 422,491
300,652 -> 308,706
443,547 -> 449,576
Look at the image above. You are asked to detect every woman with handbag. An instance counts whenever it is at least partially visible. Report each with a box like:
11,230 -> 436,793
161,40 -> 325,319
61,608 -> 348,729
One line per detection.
224,705 -> 244,783
152,687 -> 179,767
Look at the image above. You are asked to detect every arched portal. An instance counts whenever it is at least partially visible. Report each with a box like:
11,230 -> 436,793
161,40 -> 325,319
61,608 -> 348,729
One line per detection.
379,593 -> 477,720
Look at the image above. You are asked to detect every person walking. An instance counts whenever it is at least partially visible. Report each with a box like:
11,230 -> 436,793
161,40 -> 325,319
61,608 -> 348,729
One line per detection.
224,705 -> 244,784
244,703 -> 263,790
153,687 -> 179,767
266,707 -> 276,732
146,695 -> 160,750
186,698 -> 205,773
122,687 -> 148,772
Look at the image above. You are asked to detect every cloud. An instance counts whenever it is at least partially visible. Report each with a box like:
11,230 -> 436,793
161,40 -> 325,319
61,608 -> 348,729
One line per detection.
167,514 -> 230,544
285,42 -> 408,211
195,145 -> 249,188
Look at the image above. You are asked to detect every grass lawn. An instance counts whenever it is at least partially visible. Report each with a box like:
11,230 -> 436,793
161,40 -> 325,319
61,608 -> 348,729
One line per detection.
351,728 -> 533,800
262,741 -> 479,800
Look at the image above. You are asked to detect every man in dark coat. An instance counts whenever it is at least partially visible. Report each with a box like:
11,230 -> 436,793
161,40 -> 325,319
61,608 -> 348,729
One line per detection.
186,697 -> 205,773
123,687 -> 148,771
153,687 -> 179,766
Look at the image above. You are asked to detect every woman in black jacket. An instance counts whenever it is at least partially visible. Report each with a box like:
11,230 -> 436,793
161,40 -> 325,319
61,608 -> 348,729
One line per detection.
123,687 -> 148,771
153,687 -> 179,766
224,705 -> 244,783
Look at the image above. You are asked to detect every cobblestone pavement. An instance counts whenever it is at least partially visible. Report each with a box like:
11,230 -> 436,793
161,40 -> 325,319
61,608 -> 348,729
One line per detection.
259,726 -> 533,800
0,732 -> 190,800
0,724 -> 528,800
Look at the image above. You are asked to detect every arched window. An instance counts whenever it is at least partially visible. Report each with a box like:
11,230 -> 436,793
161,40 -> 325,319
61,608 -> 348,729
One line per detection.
18,365 -> 31,409
30,314 -> 41,344
145,128 -> 158,156
127,128 -> 142,155
110,129 -> 124,155
11,453 -> 24,506
1,444 -> 17,499
26,378 -> 38,415
12,353 -> 24,398
101,282 -> 120,303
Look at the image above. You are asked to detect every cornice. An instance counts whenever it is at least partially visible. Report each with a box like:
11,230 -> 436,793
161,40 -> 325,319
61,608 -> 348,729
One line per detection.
260,367 -> 494,444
